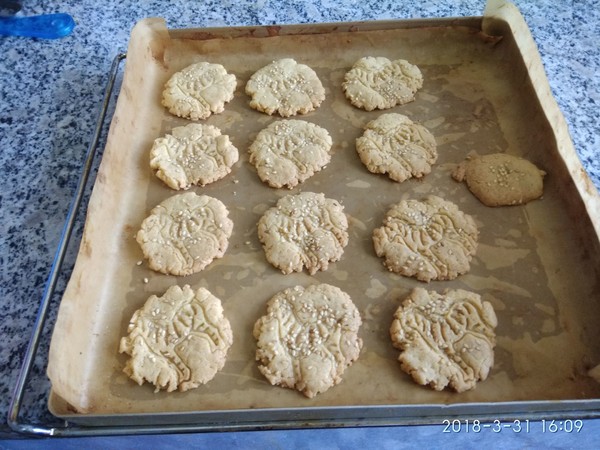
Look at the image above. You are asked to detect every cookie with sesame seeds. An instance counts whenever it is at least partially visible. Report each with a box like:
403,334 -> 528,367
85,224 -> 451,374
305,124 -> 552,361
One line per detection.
119,284 -> 233,393
372,195 -> 478,282
253,283 -> 363,398
390,287 -> 497,392
245,58 -> 326,117
249,119 -> 332,189
342,56 -> 423,111
162,61 -> 237,120
452,153 -> 546,206
150,123 -> 239,190
136,192 -> 233,276
356,113 -> 437,182
257,192 -> 348,275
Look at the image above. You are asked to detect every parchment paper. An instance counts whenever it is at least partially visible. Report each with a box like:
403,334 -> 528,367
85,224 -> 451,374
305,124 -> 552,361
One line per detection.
47,0 -> 600,421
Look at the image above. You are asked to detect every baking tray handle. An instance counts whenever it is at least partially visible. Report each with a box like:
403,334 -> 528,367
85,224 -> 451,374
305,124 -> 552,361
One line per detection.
6,52 -> 126,437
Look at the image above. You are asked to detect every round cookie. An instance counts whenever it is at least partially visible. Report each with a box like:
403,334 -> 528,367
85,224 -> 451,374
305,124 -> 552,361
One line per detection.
150,123 -> 239,190
136,192 -> 233,276
372,195 -> 478,282
249,120 -> 332,188
162,61 -> 237,120
390,287 -> 497,392
452,153 -> 546,206
257,192 -> 348,275
245,58 -> 326,117
342,56 -> 423,111
119,284 -> 233,392
253,283 -> 362,398
356,113 -> 437,182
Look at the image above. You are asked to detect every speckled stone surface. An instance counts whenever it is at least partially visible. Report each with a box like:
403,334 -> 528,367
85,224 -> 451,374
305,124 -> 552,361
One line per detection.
1,0 -> 599,445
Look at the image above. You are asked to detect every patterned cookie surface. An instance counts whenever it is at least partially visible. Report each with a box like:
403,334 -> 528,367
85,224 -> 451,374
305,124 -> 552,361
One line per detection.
245,58 -> 325,117
258,192 -> 348,274
372,195 -> 478,282
452,153 -> 546,206
119,284 -> 233,392
356,113 -> 437,182
390,287 -> 497,392
253,283 -> 362,398
249,120 -> 332,188
342,56 -> 423,111
150,123 -> 239,190
136,192 -> 233,276
162,62 -> 236,120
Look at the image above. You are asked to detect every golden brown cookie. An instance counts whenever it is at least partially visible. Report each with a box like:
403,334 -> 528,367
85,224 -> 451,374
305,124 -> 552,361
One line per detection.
162,62 -> 236,120
136,192 -> 233,276
245,58 -> 325,117
253,283 -> 362,398
452,153 -> 546,206
257,192 -> 348,275
249,119 -> 332,188
342,56 -> 423,111
119,284 -> 233,392
372,195 -> 478,282
390,287 -> 497,392
150,123 -> 239,190
356,113 -> 437,182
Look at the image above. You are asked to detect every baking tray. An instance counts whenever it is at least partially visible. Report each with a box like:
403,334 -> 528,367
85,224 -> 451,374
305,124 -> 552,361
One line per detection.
9,0 -> 600,436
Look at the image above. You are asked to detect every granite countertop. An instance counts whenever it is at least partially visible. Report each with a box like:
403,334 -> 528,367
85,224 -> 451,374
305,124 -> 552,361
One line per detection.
1,0 -> 599,446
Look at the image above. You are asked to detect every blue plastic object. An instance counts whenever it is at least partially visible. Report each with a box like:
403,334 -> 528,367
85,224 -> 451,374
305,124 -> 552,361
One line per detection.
0,13 -> 75,39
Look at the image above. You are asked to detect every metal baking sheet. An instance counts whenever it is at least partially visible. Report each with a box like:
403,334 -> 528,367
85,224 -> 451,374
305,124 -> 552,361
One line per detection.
46,1 -> 600,427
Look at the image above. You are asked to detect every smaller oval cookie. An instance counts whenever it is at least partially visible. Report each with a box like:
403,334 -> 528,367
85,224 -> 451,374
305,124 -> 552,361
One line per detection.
136,192 -> 233,276
258,192 -> 348,275
452,153 -> 546,206
343,56 -> 423,111
150,123 -> 239,190
119,284 -> 233,392
390,287 -> 497,392
162,62 -> 237,120
372,195 -> 478,282
249,120 -> 332,188
253,283 -> 363,398
245,58 -> 326,117
356,113 -> 437,182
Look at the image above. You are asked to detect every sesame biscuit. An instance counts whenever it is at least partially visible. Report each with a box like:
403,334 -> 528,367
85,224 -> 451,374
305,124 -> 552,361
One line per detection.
119,284 -> 233,393
356,113 -> 437,182
162,62 -> 237,120
253,283 -> 362,398
342,56 -> 423,111
390,287 -> 497,392
245,58 -> 325,117
372,196 -> 478,282
452,153 -> 546,206
249,120 -> 332,189
150,123 -> 239,190
257,192 -> 348,275
136,192 -> 233,276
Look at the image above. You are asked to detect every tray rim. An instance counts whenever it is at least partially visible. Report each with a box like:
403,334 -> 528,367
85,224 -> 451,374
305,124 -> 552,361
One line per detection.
50,391 -> 600,429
